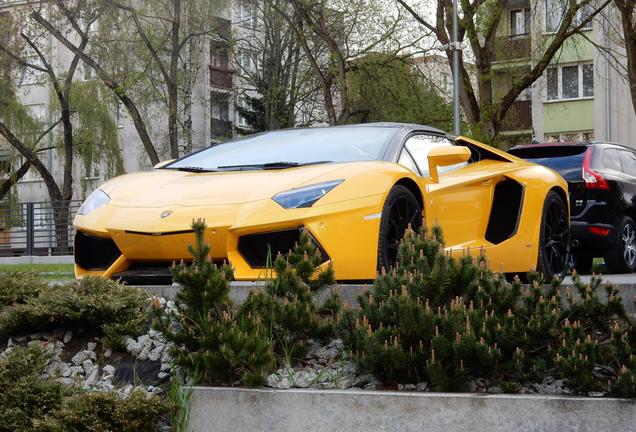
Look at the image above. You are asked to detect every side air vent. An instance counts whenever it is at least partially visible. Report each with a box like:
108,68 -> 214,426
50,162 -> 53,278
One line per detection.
238,227 -> 329,268
74,231 -> 121,270
485,179 -> 524,244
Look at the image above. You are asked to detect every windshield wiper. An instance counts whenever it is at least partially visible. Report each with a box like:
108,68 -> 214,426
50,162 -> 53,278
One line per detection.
173,166 -> 217,173
216,161 -> 333,171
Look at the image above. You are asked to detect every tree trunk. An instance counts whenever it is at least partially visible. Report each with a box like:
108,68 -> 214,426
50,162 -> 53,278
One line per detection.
168,0 -> 181,159
618,2 -> 636,118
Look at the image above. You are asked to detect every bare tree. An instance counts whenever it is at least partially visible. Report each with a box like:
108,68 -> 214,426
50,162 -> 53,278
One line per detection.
271,0 -> 417,125
613,0 -> 636,116
397,0 -> 610,142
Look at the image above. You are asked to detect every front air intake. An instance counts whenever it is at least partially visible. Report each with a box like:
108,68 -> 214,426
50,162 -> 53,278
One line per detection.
485,179 -> 524,245
74,231 -> 121,270
238,228 -> 329,268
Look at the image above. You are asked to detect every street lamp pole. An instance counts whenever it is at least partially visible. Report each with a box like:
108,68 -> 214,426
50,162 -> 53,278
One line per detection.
452,0 -> 461,136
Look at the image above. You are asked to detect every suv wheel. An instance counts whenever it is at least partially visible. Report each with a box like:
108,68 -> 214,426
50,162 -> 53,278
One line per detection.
605,216 -> 636,273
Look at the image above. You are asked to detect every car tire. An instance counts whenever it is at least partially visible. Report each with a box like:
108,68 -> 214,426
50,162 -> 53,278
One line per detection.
604,216 -> 636,274
570,252 -> 593,274
377,185 -> 423,272
536,191 -> 570,280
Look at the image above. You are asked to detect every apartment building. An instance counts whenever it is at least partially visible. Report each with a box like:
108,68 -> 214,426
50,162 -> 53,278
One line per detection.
494,0 -> 636,147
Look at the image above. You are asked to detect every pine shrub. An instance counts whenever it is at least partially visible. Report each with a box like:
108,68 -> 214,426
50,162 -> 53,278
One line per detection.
239,231 -> 341,361
152,219 -> 274,386
0,272 -> 49,306
342,225 -> 636,395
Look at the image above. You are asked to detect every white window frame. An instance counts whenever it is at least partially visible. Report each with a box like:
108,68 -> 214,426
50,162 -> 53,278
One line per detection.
545,62 -> 594,102
236,1 -> 258,28
544,0 -> 594,33
18,55 -> 46,86
236,96 -> 250,127
236,50 -> 255,74
510,9 -> 526,35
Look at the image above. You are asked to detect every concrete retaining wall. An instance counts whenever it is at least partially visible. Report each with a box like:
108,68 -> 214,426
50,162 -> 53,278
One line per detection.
143,279 -> 636,320
186,387 -> 636,432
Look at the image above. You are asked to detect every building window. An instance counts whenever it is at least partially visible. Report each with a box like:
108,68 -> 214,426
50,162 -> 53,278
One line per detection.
510,9 -> 530,35
237,96 -> 249,127
83,62 -> 94,81
236,50 -> 255,74
19,55 -> 46,86
546,63 -> 594,101
236,1 -> 258,28
211,43 -> 229,70
546,130 -> 594,142
545,0 -> 594,32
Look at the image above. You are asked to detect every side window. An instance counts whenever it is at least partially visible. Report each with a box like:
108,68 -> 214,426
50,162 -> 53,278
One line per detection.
398,149 -> 420,175
619,150 -> 636,177
602,148 -> 623,173
404,134 -> 465,177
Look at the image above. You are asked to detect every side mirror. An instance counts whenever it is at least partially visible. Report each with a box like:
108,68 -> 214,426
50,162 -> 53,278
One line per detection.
427,146 -> 471,183
153,159 -> 176,169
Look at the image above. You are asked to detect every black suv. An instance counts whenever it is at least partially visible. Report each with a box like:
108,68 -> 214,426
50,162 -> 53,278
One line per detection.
509,142 -> 636,274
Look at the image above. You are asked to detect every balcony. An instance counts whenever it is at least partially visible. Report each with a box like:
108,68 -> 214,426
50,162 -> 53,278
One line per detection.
494,34 -> 530,62
211,118 -> 233,139
501,100 -> 532,131
210,66 -> 233,88
212,17 -> 231,40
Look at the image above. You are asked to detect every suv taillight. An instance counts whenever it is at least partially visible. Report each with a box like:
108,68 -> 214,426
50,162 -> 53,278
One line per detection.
582,148 -> 610,190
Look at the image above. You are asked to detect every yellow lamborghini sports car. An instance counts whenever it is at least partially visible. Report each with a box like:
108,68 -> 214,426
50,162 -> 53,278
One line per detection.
74,123 -> 570,284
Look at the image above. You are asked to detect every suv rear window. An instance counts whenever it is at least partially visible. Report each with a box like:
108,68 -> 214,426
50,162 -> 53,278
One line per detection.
508,145 -> 587,181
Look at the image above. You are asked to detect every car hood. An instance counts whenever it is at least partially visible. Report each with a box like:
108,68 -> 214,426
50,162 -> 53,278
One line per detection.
102,163 -> 349,207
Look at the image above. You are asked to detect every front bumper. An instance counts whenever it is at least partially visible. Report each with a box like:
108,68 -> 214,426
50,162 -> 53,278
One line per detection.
73,195 -> 384,283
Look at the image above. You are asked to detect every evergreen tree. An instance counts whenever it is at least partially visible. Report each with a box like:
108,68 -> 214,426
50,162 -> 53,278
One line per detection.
152,219 -> 274,386
240,232 -> 341,361
342,225 -> 636,395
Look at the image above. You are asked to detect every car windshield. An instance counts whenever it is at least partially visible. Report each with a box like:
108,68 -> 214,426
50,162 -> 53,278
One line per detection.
166,126 -> 397,171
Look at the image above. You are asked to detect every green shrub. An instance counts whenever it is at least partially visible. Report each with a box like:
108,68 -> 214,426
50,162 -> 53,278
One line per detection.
0,344 -> 169,432
0,272 -> 49,306
0,344 -> 63,432
153,219 -> 274,386
50,389 -> 170,432
0,277 -> 147,347
342,225 -> 636,395
239,231 -> 341,361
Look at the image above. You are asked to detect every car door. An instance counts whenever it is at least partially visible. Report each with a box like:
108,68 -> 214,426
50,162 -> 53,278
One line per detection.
398,134 -> 505,250
617,149 -> 636,214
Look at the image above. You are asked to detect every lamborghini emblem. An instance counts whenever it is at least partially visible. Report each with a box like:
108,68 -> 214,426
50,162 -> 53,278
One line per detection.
160,210 -> 173,219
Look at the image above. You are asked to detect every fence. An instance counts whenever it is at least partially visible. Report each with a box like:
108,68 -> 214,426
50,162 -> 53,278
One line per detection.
0,200 -> 82,256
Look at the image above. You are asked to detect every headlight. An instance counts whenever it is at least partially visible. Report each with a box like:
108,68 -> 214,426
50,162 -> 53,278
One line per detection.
78,188 -> 110,215
272,180 -> 343,209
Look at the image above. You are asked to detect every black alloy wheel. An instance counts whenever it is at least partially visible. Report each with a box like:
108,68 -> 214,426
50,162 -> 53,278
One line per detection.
605,216 -> 636,273
537,191 -> 570,280
377,185 -> 423,271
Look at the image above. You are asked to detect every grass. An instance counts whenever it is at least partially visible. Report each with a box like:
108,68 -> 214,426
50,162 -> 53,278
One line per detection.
0,263 -> 74,280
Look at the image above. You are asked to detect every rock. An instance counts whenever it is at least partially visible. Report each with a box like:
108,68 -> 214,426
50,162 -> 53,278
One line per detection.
125,337 -> 142,356
138,345 -> 151,361
488,386 -> 503,394
30,333 -> 44,340
147,385 -> 163,396
148,345 -> 164,362
364,383 -> 377,390
69,366 -> 84,378
158,371 -> 170,380
102,364 -> 115,379
315,339 -> 344,361
82,359 -> 94,374
54,341 -> 65,349
161,350 -> 173,364
87,342 -> 97,351
267,373 -> 292,389
63,330 -> 73,344
415,382 -> 428,392
336,376 -> 356,389
57,377 -> 75,386
14,336 -> 27,343
355,374 -> 377,388
588,391 -> 605,397
402,384 -> 417,391
83,366 -> 100,388
71,350 -> 95,365
160,362 -> 171,372
6,338 -> 13,348
542,376 -> 555,386
293,370 -> 318,388
103,348 -> 112,358
119,384 -> 133,398
61,364 -> 72,378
